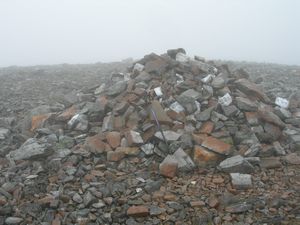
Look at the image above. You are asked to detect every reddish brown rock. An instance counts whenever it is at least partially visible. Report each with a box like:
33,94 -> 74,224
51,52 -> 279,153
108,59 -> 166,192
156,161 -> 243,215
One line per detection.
190,200 -> 205,207
159,155 -> 178,178
192,133 -> 208,145
201,136 -> 231,155
193,145 -> 220,166
52,219 -> 61,225
235,78 -> 270,103
199,121 -> 214,134
106,131 -> 121,148
56,105 -> 78,121
167,110 -> 186,122
245,112 -> 259,125
258,109 -> 286,129
127,205 -> 149,217
125,130 -> 144,146
208,196 -> 220,208
107,150 -> 125,162
150,100 -> 172,125
31,114 -> 51,131
85,134 -> 106,154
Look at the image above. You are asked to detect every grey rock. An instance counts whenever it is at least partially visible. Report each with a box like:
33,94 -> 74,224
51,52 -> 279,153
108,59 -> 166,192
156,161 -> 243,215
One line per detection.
222,105 -> 239,117
274,106 -> 292,120
285,118 -> 300,126
83,191 -> 97,207
94,83 -> 106,95
179,133 -> 193,149
176,95 -> 198,114
149,205 -> 166,216
8,138 -> 52,161
67,114 -> 88,131
141,143 -> 154,155
133,63 -> 144,73
106,81 -> 127,96
245,157 -> 261,166
180,89 -> 201,100
235,97 -> 258,111
226,202 -> 252,213
102,114 -> 114,132
57,135 -> 75,149
211,76 -> 225,89
260,157 -> 282,169
4,217 -> 23,225
191,60 -> 215,74
92,200 -> 105,208
244,143 -> 262,157
72,193 -> 83,204
167,48 -> 186,59
290,134 -> 300,143
176,52 -> 190,63
169,101 -> 185,113
173,148 -> 195,171
145,179 -> 163,193
230,173 -> 252,189
135,71 -> 152,82
155,130 -> 182,142
273,141 -> 286,156
195,107 -> 214,122
218,155 -> 255,173
0,128 -> 10,140
84,101 -> 106,122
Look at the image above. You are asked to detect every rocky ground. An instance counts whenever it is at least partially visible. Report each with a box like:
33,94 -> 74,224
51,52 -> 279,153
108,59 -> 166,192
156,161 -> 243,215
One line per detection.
0,49 -> 300,225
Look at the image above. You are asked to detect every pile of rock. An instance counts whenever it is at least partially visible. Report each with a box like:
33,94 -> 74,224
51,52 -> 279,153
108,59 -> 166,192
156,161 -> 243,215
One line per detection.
1,49 -> 300,224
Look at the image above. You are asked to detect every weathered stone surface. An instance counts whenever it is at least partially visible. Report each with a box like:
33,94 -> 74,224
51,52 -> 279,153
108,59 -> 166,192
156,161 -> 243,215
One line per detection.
235,97 -> 258,111
127,206 -> 149,217
144,56 -> 169,75
260,157 -> 282,169
8,138 -> 52,161
125,130 -> 144,145
106,81 -> 127,96
150,100 -> 172,125
201,136 -> 231,155
218,155 -> 255,173
258,109 -> 285,128
173,148 -> 195,171
155,130 -> 182,142
106,131 -> 121,148
180,89 -> 201,100
226,202 -> 252,213
141,143 -> 154,155
195,107 -> 214,122
5,217 -> 23,225
107,150 -> 125,162
230,173 -> 252,189
235,78 -> 270,102
284,153 -> 300,165
212,76 -> 225,89
67,114 -> 88,131
0,128 -> 10,140
193,145 -> 220,166
176,95 -> 198,114
31,114 -> 51,131
85,134 -> 106,154
159,155 -> 178,178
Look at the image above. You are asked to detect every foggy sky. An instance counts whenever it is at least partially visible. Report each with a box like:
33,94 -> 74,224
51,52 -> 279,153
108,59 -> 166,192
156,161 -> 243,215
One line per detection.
0,0 -> 299,67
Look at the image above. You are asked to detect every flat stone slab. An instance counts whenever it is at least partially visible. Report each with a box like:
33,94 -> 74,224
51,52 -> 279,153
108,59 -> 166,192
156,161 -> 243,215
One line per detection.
218,155 -> 255,173
230,173 -> 252,189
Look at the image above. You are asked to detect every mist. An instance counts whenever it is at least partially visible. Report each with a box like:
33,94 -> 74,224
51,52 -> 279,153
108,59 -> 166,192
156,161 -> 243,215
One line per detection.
0,0 -> 299,67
